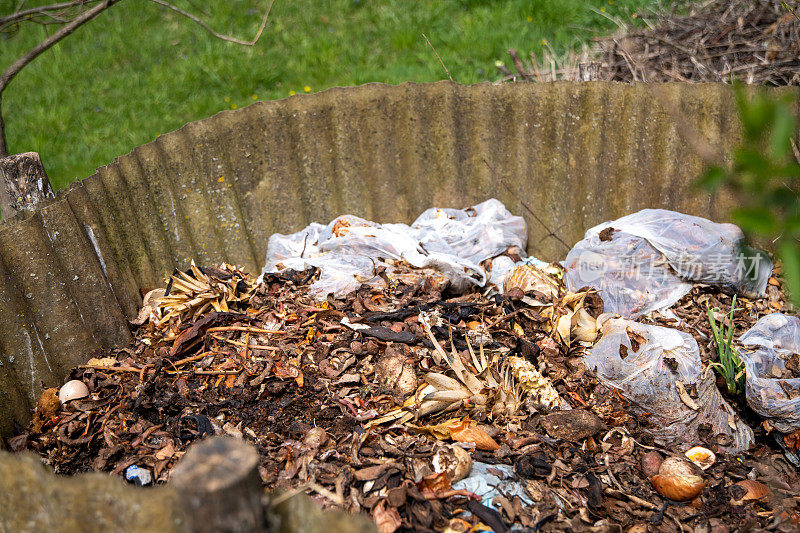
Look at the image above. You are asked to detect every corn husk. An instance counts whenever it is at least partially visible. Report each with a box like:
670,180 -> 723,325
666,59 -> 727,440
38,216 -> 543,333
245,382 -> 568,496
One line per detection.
503,263 -> 560,299
367,314 -> 561,427
156,262 -> 254,325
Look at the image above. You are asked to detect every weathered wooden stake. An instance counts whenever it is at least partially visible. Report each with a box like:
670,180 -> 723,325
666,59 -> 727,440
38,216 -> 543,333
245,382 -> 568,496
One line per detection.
171,436 -> 265,532
579,62 -> 601,81
0,152 -> 55,220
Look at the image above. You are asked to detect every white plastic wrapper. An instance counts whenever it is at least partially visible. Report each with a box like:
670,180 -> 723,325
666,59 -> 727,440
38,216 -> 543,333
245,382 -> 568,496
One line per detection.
564,209 -> 772,318
587,318 -> 753,453
260,199 -> 527,299
739,313 -> 800,433
452,462 -> 533,507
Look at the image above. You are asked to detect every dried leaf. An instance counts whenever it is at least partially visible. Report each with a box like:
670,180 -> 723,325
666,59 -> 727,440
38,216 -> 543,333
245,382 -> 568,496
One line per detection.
416,471 -> 453,496
372,499 -> 401,533
675,380 -> 700,410
447,421 -> 500,451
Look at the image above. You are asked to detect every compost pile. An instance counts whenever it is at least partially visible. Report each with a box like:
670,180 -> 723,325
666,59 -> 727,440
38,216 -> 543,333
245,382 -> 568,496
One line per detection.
500,0 -> 800,86
8,204 -> 800,533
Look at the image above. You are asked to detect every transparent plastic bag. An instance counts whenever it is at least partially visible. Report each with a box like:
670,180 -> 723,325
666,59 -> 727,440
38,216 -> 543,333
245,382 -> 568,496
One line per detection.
740,313 -> 800,353
564,209 -> 772,318
259,199 -> 527,299
739,313 -> 800,433
564,232 -> 692,317
587,318 -> 753,453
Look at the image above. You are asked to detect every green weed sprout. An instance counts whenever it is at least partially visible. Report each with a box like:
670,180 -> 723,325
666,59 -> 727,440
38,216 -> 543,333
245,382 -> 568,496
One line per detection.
707,295 -> 745,396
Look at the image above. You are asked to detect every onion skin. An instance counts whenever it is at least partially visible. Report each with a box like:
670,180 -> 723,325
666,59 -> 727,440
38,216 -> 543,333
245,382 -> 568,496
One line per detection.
685,446 -> 716,470
650,457 -> 706,501
651,474 -> 705,501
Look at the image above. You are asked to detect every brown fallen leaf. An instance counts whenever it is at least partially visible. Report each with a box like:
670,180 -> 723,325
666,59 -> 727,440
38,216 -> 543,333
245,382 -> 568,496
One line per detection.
417,471 -> 453,497
409,418 -> 462,440
155,441 -> 176,461
274,361 -> 304,387
733,479 -> 770,502
372,499 -> 401,533
784,429 -> 800,452
675,380 -> 700,411
354,462 -> 402,481
447,420 -> 500,451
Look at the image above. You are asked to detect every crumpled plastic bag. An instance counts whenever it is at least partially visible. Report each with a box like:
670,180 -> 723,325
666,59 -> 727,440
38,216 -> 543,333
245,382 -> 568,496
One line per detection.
564,209 -> 772,318
739,313 -> 800,433
259,199 -> 527,299
451,461 -> 533,506
587,317 -> 753,453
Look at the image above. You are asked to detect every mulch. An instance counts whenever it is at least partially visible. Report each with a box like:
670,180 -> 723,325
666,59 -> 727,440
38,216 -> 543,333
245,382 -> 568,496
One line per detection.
500,0 -> 800,86
7,257 -> 800,532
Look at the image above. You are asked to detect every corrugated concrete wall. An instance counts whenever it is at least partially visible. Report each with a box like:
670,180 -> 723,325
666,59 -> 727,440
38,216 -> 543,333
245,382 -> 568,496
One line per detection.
0,81 -> 768,437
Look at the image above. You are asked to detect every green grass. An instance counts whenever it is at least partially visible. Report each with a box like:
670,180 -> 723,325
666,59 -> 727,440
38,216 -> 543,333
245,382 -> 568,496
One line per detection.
1,0 -> 674,189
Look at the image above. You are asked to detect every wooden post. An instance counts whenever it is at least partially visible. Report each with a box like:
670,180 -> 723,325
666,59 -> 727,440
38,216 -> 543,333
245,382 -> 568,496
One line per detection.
0,152 -> 55,220
171,436 -> 265,532
579,62 -> 601,82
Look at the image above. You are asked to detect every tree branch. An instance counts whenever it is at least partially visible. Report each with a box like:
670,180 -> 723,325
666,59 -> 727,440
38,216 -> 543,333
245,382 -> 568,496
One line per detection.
0,0 -> 273,156
0,0 -> 101,28
0,0 -> 122,156
148,0 -> 275,46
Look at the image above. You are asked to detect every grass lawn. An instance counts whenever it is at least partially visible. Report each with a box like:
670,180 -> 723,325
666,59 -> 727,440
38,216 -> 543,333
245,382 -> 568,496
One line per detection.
1,0 -> 676,189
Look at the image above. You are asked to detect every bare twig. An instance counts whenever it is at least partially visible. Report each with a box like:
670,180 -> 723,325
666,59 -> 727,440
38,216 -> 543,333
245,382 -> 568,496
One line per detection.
0,0 -> 275,157
0,0 -> 101,28
528,51 -> 543,82
783,0 -> 800,22
499,0 -> 800,86
422,33 -> 454,82
508,48 -> 532,81
603,488 -> 661,511
482,159 -> 571,252
148,0 -> 274,46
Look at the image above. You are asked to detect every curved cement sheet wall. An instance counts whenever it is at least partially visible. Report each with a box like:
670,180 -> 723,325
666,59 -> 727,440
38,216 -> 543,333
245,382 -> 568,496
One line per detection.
0,81 -> 758,437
